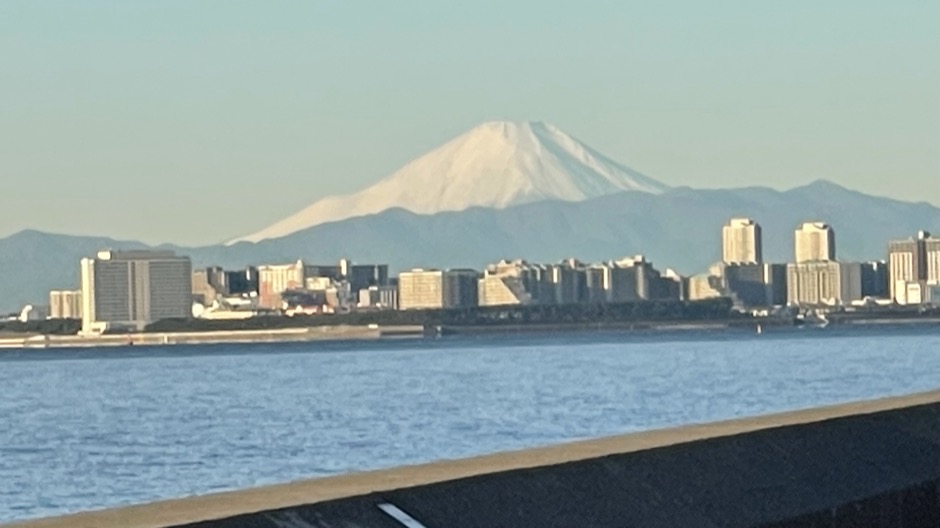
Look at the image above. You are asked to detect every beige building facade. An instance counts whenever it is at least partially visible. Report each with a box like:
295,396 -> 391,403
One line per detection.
398,269 -> 479,310
722,218 -> 763,264
257,261 -> 306,309
794,222 -> 836,263
786,261 -> 862,306
49,290 -> 82,319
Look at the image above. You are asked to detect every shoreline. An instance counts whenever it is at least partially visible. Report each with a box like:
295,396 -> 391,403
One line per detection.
0,315 -> 937,350
0,325 -> 425,350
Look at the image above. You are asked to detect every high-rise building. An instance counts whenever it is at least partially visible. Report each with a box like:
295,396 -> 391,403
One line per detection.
548,260 -> 585,304
398,269 -> 479,310
257,261 -> 306,309
80,250 -> 192,333
49,290 -> 82,319
479,266 -> 534,306
786,261 -> 862,306
583,266 -> 608,303
888,231 -> 934,303
346,264 -> 390,292
929,238 -> 940,284
794,222 -> 836,263
860,261 -> 888,299
722,218 -> 763,264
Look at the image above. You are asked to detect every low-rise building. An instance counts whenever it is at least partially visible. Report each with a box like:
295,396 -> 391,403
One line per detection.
786,261 -> 862,307
358,285 -> 399,310
398,268 -> 479,310
49,290 -> 82,319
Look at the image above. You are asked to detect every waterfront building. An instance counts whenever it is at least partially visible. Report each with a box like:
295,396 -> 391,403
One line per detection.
888,231 -> 937,304
80,250 -> 192,334
605,255 -> 679,301
345,263 -> 390,292
860,261 -> 888,299
398,268 -> 479,310
478,261 -> 528,307
48,290 -> 82,319
479,273 -> 533,306
548,260 -> 586,304
688,262 -> 785,308
256,259 -> 390,310
583,266 -> 608,303
478,260 -> 552,307
358,285 -> 399,310
257,261 -> 306,309
763,263 -> 788,306
605,261 -> 642,302
794,222 -> 836,263
688,272 -> 723,301
786,261 -> 862,306
721,263 -> 787,308
929,238 -> 940,284
722,218 -> 763,264
303,264 -> 344,282
192,269 -> 221,306
198,266 -> 258,297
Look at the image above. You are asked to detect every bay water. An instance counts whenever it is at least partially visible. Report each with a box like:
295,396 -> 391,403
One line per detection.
1,326 -> 938,522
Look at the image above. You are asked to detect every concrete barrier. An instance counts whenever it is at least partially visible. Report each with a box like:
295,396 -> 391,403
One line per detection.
9,389 -> 940,528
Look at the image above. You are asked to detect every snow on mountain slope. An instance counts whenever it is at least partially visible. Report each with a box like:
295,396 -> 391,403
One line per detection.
230,121 -> 669,244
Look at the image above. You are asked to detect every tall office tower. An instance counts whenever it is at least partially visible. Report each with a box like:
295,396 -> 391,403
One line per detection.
794,222 -> 836,263
80,250 -> 192,334
888,231 -> 934,303
722,218 -> 763,264
398,269 -> 479,310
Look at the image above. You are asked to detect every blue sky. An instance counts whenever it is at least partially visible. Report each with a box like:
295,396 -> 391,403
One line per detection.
1,1 -> 938,245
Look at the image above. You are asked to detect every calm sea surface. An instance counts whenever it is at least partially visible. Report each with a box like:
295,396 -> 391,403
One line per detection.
1,326 -> 939,522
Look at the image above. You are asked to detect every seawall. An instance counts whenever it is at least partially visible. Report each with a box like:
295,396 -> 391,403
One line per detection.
0,325 -> 424,349
8,389 -> 940,527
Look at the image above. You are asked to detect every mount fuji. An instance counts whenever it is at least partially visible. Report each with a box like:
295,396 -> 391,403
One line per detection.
230,121 -> 669,244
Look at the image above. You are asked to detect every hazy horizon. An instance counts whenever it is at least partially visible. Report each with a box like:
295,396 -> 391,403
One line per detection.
2,1 -> 938,245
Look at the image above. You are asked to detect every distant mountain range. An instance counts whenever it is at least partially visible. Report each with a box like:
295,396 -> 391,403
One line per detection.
2,121 -> 938,313
230,121 -> 669,243
3,181 -> 939,313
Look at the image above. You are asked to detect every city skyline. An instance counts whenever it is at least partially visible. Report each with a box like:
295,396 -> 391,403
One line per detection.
30,217 -> 940,324
2,2 -> 939,245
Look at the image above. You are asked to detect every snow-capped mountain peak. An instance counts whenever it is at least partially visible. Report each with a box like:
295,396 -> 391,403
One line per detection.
230,121 -> 668,244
